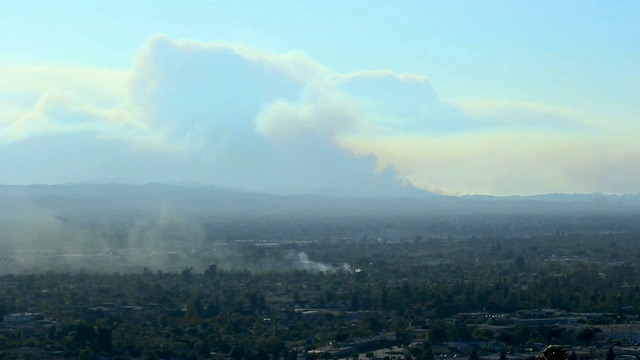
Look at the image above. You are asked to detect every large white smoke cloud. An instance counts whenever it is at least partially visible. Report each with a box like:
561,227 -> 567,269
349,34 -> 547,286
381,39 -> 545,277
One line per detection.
0,35 -> 421,196
1,34 -> 639,195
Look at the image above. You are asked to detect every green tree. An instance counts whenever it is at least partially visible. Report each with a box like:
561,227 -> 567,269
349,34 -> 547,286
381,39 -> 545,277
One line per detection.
542,345 -> 568,360
196,339 -> 211,359
73,322 -> 96,349
577,328 -> 598,346
362,314 -> 384,334
425,347 -> 434,360
230,344 -> 245,360
97,327 -> 113,352
350,292 -> 360,311
260,335 -> 284,360
468,348 -> 479,360
79,348 -> 93,360
429,321 -> 448,344
181,267 -> 193,282
499,348 -> 507,360
514,325 -> 532,344
454,322 -> 473,341
204,264 -> 218,277
396,330 -> 413,348
606,347 -> 615,360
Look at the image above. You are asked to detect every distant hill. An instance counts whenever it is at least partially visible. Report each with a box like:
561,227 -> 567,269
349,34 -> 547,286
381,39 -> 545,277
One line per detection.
1,183 -> 639,222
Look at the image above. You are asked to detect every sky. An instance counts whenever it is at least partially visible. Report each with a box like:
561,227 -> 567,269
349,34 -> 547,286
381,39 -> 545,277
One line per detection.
0,0 -> 638,196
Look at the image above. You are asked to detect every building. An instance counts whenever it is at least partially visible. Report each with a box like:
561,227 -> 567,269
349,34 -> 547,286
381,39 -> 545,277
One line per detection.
3,313 -> 43,323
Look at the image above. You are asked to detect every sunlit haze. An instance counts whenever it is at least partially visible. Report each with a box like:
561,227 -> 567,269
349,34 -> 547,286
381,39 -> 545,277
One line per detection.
1,1 -> 638,196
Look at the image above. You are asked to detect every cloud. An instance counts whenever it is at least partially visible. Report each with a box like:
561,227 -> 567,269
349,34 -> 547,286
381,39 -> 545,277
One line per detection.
129,35 -> 316,126
1,34 -> 637,195
0,65 -> 150,152
0,65 -> 129,104
451,98 -> 605,132
126,35 -> 418,195
256,86 -> 360,140
328,70 -> 467,135
0,35 -> 420,196
340,129 -> 640,196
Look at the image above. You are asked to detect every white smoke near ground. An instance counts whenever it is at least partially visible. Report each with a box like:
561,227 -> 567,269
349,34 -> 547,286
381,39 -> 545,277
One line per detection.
286,251 -> 335,273
0,199 -> 212,274
0,194 -> 370,275
284,252 -> 359,274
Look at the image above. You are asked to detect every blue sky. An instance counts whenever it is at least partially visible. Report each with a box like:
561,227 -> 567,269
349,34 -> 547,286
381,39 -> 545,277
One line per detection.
0,1 -> 638,195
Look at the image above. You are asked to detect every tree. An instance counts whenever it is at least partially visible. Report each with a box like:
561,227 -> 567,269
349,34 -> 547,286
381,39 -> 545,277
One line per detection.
514,325 -> 532,344
259,335 -> 284,360
230,344 -> 245,360
186,296 -> 203,321
428,320 -> 448,344
287,349 -> 299,360
73,322 -> 96,349
204,264 -> 218,277
606,347 -> 615,360
79,348 -> 93,360
97,327 -> 113,352
181,267 -> 193,282
396,330 -> 413,348
454,322 -> 473,341
577,328 -> 599,346
425,347 -> 434,360
542,345 -> 568,360
144,351 -> 159,360
468,348 -> 479,360
362,314 -> 384,334
350,292 -> 360,311
196,339 -> 211,359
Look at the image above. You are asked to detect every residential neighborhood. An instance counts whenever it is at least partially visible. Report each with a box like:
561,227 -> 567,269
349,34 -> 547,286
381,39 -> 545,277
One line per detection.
2,226 -> 640,360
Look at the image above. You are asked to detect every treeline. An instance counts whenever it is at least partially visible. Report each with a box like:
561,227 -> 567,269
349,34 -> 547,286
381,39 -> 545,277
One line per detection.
3,230 -> 640,359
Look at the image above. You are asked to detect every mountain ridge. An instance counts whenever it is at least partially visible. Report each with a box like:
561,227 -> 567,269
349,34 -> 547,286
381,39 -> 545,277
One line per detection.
1,183 -> 639,221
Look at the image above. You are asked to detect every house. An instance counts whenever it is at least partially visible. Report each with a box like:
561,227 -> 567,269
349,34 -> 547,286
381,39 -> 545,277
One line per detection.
3,313 -> 43,323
